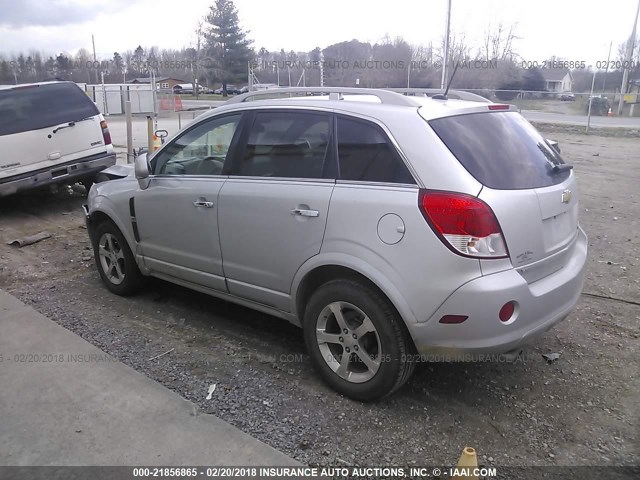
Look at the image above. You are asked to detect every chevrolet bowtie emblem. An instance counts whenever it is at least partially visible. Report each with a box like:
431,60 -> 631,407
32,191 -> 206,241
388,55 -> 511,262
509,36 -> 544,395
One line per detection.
562,189 -> 572,204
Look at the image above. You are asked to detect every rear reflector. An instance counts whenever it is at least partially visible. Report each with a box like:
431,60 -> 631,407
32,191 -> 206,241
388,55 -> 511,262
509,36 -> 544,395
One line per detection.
100,120 -> 112,145
418,190 -> 508,259
488,104 -> 510,110
499,301 -> 516,322
439,315 -> 468,324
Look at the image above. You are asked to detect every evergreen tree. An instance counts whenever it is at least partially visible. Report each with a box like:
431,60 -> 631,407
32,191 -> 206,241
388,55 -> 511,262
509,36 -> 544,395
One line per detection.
522,68 -> 546,91
204,0 -> 253,95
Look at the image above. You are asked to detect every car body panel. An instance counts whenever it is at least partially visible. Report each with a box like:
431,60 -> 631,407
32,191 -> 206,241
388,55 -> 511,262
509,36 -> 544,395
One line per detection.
478,172 -> 580,274
135,176 -> 228,292
218,177 -> 334,311
321,183 -> 483,324
408,227 -> 587,357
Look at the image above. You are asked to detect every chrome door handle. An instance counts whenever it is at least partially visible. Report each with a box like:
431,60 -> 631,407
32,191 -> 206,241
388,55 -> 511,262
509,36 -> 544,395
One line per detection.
193,200 -> 214,208
290,208 -> 319,217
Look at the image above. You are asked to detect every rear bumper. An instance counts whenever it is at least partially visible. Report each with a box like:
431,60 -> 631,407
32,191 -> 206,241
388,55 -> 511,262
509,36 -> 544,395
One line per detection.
406,227 -> 587,360
0,153 -> 116,197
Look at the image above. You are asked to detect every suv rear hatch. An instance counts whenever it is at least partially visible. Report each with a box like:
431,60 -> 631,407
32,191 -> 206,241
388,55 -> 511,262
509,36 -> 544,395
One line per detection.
428,110 -> 579,282
0,82 -> 109,180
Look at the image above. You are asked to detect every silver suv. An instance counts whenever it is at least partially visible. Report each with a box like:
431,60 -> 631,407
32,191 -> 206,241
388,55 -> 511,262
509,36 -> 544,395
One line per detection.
84,87 -> 587,401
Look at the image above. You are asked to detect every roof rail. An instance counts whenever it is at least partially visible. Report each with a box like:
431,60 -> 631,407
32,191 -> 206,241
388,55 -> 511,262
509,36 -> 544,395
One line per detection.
225,87 -> 421,107
391,88 -> 492,103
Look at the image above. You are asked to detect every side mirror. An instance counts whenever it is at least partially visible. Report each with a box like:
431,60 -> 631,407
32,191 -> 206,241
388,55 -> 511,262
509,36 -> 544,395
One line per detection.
135,153 -> 151,190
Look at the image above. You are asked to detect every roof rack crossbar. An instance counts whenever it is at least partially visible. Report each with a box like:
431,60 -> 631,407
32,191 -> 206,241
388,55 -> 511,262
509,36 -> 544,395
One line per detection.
225,87 -> 420,106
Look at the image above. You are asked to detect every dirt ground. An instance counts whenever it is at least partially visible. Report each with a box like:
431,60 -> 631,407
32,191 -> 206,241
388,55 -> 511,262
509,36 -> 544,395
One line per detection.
0,132 -> 638,472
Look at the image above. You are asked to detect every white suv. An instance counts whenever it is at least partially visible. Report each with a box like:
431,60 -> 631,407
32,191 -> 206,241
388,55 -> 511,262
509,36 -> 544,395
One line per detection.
84,87 -> 587,401
0,81 -> 115,197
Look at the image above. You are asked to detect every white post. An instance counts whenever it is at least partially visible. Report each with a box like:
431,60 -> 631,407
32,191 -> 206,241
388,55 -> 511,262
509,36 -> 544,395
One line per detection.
125,101 -> 133,163
441,0 -> 452,90
151,71 -> 158,129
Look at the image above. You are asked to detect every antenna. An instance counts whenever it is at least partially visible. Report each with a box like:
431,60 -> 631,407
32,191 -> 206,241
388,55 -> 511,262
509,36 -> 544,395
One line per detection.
432,61 -> 460,100
443,61 -> 460,97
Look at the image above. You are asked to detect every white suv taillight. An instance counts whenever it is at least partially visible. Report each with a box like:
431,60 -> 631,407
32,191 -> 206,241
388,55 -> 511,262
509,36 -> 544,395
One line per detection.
418,190 -> 508,259
100,120 -> 112,145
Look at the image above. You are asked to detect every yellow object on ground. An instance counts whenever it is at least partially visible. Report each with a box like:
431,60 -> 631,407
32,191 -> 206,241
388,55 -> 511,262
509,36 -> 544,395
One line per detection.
452,446 -> 478,479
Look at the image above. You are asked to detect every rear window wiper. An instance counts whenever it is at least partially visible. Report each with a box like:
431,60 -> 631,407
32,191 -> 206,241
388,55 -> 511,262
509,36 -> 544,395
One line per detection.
552,163 -> 573,173
52,116 -> 94,134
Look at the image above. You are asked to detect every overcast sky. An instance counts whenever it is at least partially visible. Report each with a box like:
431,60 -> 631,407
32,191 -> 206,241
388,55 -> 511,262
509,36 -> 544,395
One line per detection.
0,0 -> 638,64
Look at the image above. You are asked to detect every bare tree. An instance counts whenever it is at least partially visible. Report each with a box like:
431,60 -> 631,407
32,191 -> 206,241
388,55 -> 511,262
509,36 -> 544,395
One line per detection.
482,23 -> 519,62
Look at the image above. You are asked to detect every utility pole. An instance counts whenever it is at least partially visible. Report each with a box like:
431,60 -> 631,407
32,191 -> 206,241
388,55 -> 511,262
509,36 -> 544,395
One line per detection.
617,0 -> 640,116
601,41 -> 612,94
440,0 -> 452,90
586,66 -> 597,134
92,34 -> 98,84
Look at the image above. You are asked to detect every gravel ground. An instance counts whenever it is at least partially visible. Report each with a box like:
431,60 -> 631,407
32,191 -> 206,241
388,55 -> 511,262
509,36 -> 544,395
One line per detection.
0,132 -> 638,473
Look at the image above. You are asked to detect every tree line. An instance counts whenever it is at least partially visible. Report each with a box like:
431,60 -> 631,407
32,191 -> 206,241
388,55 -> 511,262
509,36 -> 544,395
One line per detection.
0,0 -> 637,95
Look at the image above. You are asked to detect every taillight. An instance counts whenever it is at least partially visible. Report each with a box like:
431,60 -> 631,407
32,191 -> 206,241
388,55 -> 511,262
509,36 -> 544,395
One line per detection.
418,190 -> 508,259
488,104 -> 510,110
100,120 -> 112,145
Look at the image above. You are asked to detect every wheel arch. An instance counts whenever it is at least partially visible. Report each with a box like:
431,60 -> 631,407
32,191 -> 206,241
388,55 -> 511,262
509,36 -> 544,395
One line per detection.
88,198 -> 137,256
292,256 -> 419,336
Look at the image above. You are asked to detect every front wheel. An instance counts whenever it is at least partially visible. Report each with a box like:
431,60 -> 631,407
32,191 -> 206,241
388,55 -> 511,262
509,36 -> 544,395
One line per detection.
92,220 -> 144,296
303,279 -> 415,401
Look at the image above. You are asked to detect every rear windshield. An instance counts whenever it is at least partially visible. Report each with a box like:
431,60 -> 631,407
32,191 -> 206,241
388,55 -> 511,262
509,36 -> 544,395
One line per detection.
0,83 -> 99,136
429,111 -> 570,189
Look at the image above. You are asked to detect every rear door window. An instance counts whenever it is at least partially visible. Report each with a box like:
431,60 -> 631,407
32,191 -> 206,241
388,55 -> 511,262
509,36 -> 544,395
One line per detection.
429,111 -> 570,190
0,83 -> 99,136
336,116 -> 415,184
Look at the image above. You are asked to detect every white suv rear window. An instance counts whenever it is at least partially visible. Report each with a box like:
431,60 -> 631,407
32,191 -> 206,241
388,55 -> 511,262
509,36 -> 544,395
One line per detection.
0,83 -> 99,137
430,111 -> 570,190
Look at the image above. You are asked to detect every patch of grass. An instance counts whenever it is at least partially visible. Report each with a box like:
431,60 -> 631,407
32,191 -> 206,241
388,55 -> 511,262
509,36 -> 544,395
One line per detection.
508,99 -> 547,110
569,98 -> 589,114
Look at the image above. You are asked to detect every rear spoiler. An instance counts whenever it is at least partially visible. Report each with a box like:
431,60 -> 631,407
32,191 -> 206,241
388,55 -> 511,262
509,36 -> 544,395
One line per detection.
389,88 -> 492,103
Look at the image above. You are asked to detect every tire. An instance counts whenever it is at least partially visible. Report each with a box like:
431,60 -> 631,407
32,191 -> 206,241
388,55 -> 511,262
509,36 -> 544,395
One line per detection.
92,220 -> 144,296
80,176 -> 96,193
303,279 -> 415,401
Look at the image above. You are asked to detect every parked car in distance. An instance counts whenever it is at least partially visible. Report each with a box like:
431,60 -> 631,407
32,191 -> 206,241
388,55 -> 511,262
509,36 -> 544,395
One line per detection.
214,85 -> 240,95
84,87 -> 587,401
560,93 -> 575,101
0,81 -> 115,197
587,95 -> 611,115
173,84 -> 211,95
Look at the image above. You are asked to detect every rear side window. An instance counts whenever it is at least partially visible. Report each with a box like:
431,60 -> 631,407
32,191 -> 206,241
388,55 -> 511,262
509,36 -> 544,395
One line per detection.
429,111 -> 570,190
337,116 -> 415,184
233,110 -> 330,179
0,83 -> 99,137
